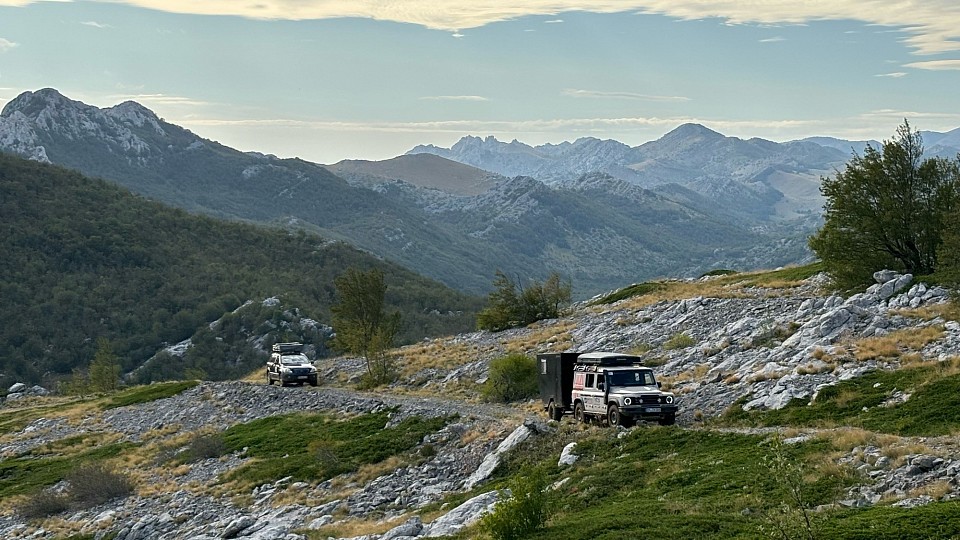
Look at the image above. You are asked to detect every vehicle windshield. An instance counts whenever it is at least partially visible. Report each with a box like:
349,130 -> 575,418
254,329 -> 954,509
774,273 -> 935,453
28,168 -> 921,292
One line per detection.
280,354 -> 309,365
608,370 -> 656,387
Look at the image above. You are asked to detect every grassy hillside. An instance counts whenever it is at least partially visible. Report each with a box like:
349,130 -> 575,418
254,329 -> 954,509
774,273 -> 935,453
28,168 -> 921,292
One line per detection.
0,153 -> 482,387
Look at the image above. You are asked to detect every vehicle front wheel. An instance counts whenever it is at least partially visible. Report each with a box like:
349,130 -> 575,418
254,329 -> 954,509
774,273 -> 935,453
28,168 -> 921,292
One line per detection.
607,404 -> 623,427
574,402 -> 586,424
658,414 -> 676,426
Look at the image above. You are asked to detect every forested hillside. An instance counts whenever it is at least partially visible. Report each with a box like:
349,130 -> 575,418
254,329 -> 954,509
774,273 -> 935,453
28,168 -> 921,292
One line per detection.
0,153 -> 482,387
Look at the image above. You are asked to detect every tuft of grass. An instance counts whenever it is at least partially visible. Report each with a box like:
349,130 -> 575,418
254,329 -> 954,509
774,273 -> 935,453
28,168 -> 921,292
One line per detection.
101,381 -> 200,410
663,332 -> 696,350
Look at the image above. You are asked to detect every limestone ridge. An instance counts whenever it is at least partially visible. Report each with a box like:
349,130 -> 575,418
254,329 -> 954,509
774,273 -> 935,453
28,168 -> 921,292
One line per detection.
0,89 -> 820,295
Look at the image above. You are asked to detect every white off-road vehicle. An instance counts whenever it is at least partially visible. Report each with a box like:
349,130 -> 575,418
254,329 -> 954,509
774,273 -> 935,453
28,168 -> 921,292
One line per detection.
266,342 -> 318,387
538,351 -> 677,426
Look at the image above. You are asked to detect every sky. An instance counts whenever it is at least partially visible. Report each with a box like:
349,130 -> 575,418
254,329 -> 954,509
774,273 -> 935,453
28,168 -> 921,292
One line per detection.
1,1 -> 959,164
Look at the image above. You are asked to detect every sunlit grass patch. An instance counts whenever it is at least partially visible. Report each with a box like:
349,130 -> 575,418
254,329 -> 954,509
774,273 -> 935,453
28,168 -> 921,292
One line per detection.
723,362 -> 960,436
217,411 -> 448,493
100,380 -> 200,410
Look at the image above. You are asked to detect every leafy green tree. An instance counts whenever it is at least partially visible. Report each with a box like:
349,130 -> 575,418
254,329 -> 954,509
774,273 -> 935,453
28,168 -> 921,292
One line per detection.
477,271 -> 572,331
89,338 -> 121,393
331,268 -> 401,386
809,121 -> 960,288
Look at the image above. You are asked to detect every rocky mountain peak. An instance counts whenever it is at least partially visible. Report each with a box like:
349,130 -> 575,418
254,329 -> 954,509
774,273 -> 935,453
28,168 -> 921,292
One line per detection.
0,87 -> 77,118
658,123 -> 725,145
106,100 -> 163,129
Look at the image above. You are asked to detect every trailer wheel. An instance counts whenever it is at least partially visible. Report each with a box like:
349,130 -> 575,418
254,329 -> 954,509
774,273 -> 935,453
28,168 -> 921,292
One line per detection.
574,402 -> 586,424
548,401 -> 563,422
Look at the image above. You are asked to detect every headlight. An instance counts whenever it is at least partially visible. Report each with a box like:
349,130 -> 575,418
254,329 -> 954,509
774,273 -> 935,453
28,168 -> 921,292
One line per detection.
665,395 -> 674,404
624,397 -> 632,406
281,368 -> 292,374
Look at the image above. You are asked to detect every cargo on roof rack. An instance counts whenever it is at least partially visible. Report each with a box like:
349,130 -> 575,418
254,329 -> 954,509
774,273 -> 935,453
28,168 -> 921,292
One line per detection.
575,352 -> 643,366
272,342 -> 304,354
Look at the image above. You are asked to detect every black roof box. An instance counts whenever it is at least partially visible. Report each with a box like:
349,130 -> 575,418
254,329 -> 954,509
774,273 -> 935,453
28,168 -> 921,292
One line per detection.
272,342 -> 304,353
576,352 -> 643,366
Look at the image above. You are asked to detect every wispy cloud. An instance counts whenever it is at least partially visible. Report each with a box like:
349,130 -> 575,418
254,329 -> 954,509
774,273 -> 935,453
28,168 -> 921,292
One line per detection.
544,19 -> 563,23
759,36 -> 785,43
875,72 -> 907,78
108,93 -> 210,107
904,59 -> 960,71
860,108 -> 960,122
3,1 -> 956,56
81,21 -> 112,28
420,95 -> 489,102
174,115 -> 818,135
0,38 -> 18,53
563,88 -> 690,102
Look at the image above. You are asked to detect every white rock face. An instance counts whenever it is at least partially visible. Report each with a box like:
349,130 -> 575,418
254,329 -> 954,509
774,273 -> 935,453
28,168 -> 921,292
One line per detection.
464,423 -> 533,490
558,442 -> 579,466
423,490 -> 502,538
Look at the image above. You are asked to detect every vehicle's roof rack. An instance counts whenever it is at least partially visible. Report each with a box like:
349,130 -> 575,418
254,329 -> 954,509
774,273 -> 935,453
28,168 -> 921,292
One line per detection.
272,342 -> 304,354
576,352 -> 643,366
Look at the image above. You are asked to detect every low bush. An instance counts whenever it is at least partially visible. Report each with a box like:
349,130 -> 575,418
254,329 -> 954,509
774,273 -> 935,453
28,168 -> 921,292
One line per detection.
481,468 -> 552,540
67,463 -> 134,507
482,354 -> 538,403
16,489 -> 70,520
663,332 -> 696,350
183,433 -> 227,463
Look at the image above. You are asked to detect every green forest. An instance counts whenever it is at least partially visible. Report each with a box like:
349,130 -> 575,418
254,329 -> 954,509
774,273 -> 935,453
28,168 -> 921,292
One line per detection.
0,153 -> 483,388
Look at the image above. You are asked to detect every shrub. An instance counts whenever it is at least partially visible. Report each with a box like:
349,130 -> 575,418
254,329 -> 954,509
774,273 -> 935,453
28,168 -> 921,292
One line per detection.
663,332 -> 696,350
481,469 -> 552,540
700,269 -> 738,277
184,433 -> 227,462
67,463 -> 133,508
16,489 -> 70,520
482,354 -> 538,403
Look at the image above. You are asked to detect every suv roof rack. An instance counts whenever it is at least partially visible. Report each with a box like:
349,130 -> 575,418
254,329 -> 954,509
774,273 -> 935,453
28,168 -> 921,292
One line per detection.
272,342 -> 304,354
576,352 -> 643,366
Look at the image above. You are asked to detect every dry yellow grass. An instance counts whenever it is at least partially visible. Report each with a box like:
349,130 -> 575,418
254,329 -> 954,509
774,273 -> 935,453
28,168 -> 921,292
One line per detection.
909,479 -> 953,501
893,300 -> 960,322
853,325 -> 945,362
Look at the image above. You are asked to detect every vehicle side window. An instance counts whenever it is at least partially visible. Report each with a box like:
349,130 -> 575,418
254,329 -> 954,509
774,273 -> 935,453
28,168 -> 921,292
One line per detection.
597,374 -> 605,389
585,374 -> 595,388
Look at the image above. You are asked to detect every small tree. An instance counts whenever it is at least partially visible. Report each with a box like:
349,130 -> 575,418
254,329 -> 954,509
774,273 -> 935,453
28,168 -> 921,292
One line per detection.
477,271 -> 572,331
330,267 -> 401,386
88,338 -> 121,393
482,353 -> 538,403
809,121 -> 960,288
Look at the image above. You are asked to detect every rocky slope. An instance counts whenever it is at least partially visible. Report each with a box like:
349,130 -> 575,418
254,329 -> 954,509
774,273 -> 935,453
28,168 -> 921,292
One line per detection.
2,269 -> 960,538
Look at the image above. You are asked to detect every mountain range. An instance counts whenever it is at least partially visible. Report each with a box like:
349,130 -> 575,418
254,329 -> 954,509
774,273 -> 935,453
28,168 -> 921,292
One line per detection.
4,88 -> 958,297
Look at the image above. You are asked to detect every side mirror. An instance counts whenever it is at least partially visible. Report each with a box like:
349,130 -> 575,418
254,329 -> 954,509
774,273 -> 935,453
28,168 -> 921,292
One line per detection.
598,383 -> 605,391
657,381 -> 662,388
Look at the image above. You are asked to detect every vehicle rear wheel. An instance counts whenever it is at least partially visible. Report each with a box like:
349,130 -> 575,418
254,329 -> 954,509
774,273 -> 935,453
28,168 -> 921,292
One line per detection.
574,402 -> 586,424
607,404 -> 623,427
658,413 -> 676,426
548,401 -> 562,422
